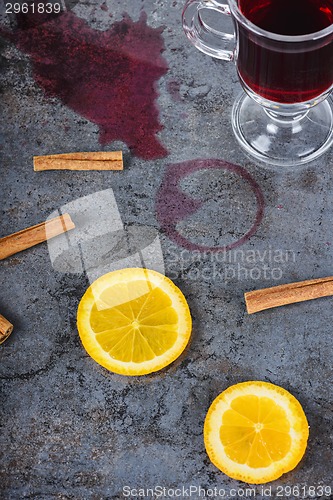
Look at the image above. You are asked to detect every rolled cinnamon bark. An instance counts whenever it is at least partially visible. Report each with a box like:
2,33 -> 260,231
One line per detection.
0,213 -> 75,261
245,276 -> 333,314
0,314 -> 14,344
33,151 -> 123,171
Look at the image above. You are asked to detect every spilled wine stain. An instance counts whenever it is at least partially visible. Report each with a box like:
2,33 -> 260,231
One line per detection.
167,80 -> 183,102
156,159 -> 265,252
0,10 -> 168,159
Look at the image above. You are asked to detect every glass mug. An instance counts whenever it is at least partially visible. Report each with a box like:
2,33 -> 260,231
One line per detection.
182,0 -> 333,166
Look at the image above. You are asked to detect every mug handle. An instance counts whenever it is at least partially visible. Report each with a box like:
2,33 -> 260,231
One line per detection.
182,0 -> 236,61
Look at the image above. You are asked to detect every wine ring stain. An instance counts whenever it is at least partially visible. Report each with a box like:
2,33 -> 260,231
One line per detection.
156,159 -> 265,252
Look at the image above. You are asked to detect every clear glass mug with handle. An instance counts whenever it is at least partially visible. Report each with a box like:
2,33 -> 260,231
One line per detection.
182,0 -> 333,166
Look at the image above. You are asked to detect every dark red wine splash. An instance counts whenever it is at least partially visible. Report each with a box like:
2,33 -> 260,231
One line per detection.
0,10 -> 168,159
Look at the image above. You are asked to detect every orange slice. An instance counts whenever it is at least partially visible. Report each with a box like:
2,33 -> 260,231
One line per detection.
77,268 -> 192,375
204,381 -> 309,484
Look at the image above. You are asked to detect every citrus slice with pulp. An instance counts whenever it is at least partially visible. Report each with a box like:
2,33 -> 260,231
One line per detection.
204,381 -> 309,484
77,268 -> 192,375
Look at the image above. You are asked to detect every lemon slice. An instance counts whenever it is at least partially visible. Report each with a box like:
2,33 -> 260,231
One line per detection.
204,381 -> 309,484
77,268 -> 192,375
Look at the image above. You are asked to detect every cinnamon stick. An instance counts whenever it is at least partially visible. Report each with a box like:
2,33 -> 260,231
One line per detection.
33,151 -> 123,171
0,314 -> 13,344
245,276 -> 333,314
0,213 -> 75,261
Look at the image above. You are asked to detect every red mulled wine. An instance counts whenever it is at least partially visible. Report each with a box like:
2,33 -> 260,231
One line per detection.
237,0 -> 333,103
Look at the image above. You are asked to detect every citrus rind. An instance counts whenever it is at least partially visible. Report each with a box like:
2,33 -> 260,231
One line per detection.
77,268 -> 192,376
204,381 -> 309,484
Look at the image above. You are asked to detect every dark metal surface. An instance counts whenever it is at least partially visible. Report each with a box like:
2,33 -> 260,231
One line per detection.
1,1 -> 332,498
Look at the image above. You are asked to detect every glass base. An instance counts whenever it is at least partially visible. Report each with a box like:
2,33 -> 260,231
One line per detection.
231,93 -> 333,167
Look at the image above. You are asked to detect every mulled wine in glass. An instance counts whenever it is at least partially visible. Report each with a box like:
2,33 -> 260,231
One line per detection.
182,0 -> 333,166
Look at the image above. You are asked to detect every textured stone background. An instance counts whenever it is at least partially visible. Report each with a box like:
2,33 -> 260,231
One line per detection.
0,1 -> 333,499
